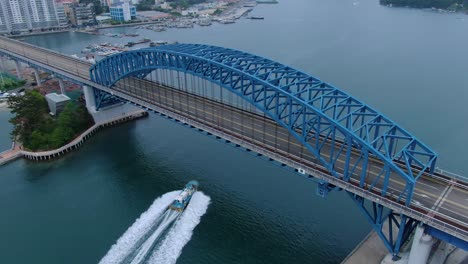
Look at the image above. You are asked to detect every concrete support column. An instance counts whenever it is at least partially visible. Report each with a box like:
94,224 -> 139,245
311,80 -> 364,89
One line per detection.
408,224 -> 434,264
83,85 -> 96,113
58,78 -> 65,94
34,68 -> 41,86
0,57 -> 6,72
14,60 -> 21,79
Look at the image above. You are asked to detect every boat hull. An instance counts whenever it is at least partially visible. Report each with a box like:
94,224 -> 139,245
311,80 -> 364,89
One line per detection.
168,181 -> 199,212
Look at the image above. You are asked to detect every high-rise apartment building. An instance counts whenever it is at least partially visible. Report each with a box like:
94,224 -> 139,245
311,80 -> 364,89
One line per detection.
0,0 -> 68,33
64,3 -> 96,26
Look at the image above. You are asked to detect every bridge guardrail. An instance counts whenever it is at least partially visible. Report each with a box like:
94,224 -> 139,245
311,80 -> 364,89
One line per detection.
435,167 -> 468,182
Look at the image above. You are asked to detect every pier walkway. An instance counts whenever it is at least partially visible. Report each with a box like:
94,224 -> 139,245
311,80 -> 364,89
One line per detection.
0,142 -> 22,166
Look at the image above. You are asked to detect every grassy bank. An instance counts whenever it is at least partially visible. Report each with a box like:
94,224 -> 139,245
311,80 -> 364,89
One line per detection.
0,73 -> 26,92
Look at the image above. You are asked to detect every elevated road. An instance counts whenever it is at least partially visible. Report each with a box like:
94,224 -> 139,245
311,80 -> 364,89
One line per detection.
0,37 -> 467,245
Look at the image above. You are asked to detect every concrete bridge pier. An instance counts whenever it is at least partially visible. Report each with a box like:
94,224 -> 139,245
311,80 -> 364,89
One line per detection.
33,68 -> 41,86
83,85 -> 96,113
58,78 -> 65,94
14,60 -> 22,79
407,224 -> 433,264
0,56 -> 6,72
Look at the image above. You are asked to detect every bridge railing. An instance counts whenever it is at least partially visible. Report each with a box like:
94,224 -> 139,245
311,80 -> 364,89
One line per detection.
435,167 -> 467,182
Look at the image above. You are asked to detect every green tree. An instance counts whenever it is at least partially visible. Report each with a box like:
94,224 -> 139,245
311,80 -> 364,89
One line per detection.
380,0 -> 465,9
79,0 -> 104,14
8,90 -> 49,145
136,0 -> 155,11
28,130 -> 48,151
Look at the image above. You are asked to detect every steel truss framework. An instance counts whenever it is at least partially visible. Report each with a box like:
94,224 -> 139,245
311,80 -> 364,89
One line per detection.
348,192 -> 418,258
90,44 -> 438,256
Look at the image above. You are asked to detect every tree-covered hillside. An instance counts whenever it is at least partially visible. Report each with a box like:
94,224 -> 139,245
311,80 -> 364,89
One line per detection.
380,0 -> 468,10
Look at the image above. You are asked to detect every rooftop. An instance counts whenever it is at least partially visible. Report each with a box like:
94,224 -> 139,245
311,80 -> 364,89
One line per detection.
45,93 -> 71,103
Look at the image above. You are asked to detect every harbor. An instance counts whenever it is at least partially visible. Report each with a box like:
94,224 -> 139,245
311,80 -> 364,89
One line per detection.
67,0 -> 272,62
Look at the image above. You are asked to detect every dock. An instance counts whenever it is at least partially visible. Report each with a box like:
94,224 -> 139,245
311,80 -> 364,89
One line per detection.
0,142 -> 22,166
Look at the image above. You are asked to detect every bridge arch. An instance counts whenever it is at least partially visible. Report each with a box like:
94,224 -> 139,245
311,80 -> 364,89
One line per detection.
90,44 -> 437,205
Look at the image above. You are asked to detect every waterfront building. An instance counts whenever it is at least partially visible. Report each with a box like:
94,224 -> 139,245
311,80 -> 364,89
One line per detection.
0,0 -> 68,33
64,3 -> 96,27
0,3 -> 9,33
110,1 -> 136,22
55,4 -> 69,28
0,0 -> 29,32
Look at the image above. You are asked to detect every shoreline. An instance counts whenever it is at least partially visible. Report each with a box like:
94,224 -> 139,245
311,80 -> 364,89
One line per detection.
9,0 -> 259,38
0,101 -> 8,110
381,4 -> 468,15
0,109 -> 148,166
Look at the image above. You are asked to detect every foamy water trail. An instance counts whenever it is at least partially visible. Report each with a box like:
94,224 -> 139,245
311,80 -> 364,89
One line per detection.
147,191 -> 211,264
129,210 -> 179,264
99,191 -> 180,264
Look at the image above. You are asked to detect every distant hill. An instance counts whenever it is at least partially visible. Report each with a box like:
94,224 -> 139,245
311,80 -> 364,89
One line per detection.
380,0 -> 468,10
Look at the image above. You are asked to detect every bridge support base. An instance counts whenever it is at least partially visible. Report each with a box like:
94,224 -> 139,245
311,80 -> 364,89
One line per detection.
34,68 -> 41,86
0,56 -> 6,72
83,85 -> 97,113
14,60 -> 21,79
348,192 -> 418,259
407,224 -> 433,264
58,78 -> 65,94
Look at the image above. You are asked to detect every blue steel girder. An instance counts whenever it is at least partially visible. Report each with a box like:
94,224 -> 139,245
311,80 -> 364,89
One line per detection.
348,192 -> 418,258
93,89 -> 121,110
89,44 -> 438,206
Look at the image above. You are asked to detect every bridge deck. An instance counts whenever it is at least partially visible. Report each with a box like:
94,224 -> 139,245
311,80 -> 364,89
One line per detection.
0,37 -> 466,242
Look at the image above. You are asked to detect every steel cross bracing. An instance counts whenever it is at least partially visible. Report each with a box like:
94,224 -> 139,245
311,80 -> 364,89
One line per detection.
90,44 -> 438,207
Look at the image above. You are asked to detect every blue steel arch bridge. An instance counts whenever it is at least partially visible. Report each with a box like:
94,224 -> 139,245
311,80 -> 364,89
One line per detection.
0,37 -> 466,259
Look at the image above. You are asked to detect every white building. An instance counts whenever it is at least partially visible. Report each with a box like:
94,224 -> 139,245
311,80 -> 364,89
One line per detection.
109,0 -> 136,22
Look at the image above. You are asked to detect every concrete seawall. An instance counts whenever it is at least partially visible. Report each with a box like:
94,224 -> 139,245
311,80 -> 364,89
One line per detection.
341,230 -> 388,264
0,109 -> 147,165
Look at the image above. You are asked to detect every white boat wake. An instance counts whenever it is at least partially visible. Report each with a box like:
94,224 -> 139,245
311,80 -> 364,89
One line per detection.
99,190 -> 210,264
148,192 -> 210,264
